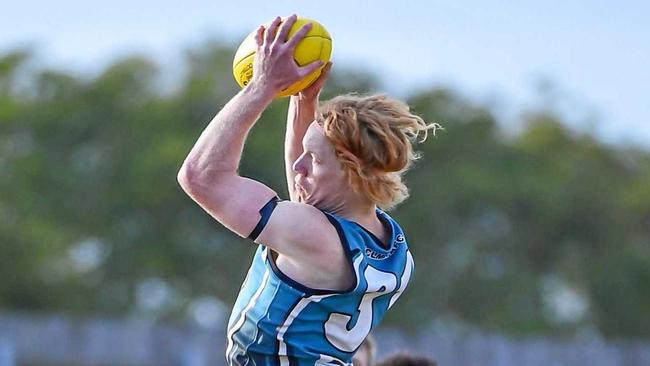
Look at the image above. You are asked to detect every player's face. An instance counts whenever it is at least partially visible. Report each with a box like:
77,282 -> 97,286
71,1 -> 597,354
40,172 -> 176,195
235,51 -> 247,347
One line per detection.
292,122 -> 348,211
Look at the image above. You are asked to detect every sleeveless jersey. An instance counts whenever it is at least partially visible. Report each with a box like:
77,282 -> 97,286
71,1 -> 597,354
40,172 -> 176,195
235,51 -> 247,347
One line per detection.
225,208 -> 414,366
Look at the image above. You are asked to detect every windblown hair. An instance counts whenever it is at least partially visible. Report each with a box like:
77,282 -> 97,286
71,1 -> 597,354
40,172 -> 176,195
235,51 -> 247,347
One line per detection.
316,94 -> 441,210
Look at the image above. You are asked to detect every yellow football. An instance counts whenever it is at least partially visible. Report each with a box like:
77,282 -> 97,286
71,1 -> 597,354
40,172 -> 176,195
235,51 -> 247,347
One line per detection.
232,17 -> 332,97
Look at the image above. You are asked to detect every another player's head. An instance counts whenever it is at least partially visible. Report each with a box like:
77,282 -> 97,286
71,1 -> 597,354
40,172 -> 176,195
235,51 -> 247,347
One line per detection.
352,334 -> 376,366
292,94 -> 440,212
375,352 -> 438,366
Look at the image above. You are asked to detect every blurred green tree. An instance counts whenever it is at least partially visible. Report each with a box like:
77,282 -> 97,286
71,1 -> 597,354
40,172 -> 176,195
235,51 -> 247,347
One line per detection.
0,44 -> 648,339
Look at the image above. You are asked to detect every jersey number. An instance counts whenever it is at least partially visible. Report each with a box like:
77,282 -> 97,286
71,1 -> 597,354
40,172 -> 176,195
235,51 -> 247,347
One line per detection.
323,258 -> 411,352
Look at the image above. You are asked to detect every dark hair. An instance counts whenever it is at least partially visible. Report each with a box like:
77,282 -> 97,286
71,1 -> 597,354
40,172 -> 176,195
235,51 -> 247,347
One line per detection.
375,352 -> 438,366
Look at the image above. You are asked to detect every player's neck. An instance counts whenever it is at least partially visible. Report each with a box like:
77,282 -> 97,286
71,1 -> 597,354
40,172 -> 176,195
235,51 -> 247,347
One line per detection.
339,202 -> 391,248
334,196 -> 377,224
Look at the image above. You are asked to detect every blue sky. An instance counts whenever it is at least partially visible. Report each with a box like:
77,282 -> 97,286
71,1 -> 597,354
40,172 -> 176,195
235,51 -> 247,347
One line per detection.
3,0 -> 649,147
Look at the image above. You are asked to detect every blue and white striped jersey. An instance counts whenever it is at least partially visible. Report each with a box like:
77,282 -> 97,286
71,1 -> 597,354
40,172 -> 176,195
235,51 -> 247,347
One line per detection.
226,208 -> 414,366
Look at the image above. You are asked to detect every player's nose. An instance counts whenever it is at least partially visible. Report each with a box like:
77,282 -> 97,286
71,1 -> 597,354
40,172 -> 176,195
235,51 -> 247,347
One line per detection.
292,155 -> 307,176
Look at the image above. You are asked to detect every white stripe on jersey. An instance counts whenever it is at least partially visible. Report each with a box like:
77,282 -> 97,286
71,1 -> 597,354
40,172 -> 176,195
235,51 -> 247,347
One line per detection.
276,294 -> 333,366
389,250 -> 413,308
242,276 -> 282,366
316,354 -> 352,366
226,267 -> 271,364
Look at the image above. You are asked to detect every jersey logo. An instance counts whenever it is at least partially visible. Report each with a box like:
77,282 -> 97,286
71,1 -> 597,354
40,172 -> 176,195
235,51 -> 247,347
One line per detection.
364,233 -> 405,260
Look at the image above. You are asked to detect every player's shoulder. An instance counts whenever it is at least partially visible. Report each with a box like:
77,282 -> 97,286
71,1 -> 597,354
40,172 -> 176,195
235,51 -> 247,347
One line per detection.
255,200 -> 342,259
273,200 -> 334,230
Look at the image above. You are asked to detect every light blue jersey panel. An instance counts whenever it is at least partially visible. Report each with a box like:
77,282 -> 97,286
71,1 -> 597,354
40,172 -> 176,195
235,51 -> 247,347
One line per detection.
226,208 -> 414,366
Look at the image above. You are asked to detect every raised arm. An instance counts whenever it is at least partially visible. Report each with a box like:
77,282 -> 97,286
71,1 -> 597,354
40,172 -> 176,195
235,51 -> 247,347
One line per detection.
284,62 -> 332,201
177,15 -> 323,239
177,81 -> 277,235
177,15 -> 346,270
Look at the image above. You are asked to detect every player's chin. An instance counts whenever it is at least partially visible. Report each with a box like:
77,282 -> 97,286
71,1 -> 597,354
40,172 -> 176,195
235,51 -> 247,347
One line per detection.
305,196 -> 326,209
297,192 -> 310,205
301,194 -> 317,207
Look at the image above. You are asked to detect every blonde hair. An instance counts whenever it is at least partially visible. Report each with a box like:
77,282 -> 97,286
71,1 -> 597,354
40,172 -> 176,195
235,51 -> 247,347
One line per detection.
317,94 -> 441,210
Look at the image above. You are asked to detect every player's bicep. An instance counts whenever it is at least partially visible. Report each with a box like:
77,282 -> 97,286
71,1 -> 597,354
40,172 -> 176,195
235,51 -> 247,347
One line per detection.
185,174 -> 278,239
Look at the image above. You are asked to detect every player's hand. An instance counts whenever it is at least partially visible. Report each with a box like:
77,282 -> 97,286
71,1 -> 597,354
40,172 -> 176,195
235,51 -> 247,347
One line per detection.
250,14 -> 324,95
297,61 -> 333,101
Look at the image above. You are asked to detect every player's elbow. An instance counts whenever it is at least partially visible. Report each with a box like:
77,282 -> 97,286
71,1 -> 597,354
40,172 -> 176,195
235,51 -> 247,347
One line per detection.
177,164 -> 193,194
177,162 -> 207,199
177,161 -> 231,202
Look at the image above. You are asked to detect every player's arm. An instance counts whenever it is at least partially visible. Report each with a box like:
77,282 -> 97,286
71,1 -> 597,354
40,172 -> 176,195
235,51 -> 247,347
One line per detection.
177,16 -> 334,259
284,62 -> 332,202
177,81 -> 277,236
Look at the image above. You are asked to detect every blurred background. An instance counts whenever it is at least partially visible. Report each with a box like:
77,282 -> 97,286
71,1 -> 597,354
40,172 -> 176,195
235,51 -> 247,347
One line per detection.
1,1 -> 649,365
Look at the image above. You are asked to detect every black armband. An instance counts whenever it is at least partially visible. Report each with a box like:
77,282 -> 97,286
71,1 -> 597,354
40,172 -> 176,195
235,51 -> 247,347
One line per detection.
247,196 -> 280,241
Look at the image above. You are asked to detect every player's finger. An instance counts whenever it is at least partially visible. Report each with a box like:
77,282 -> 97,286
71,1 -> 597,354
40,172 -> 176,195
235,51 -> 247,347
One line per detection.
309,61 -> 333,87
286,22 -> 313,49
265,16 -> 282,46
276,14 -> 297,43
254,25 -> 265,47
298,60 -> 324,78
299,61 -> 332,96
320,61 -> 333,77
